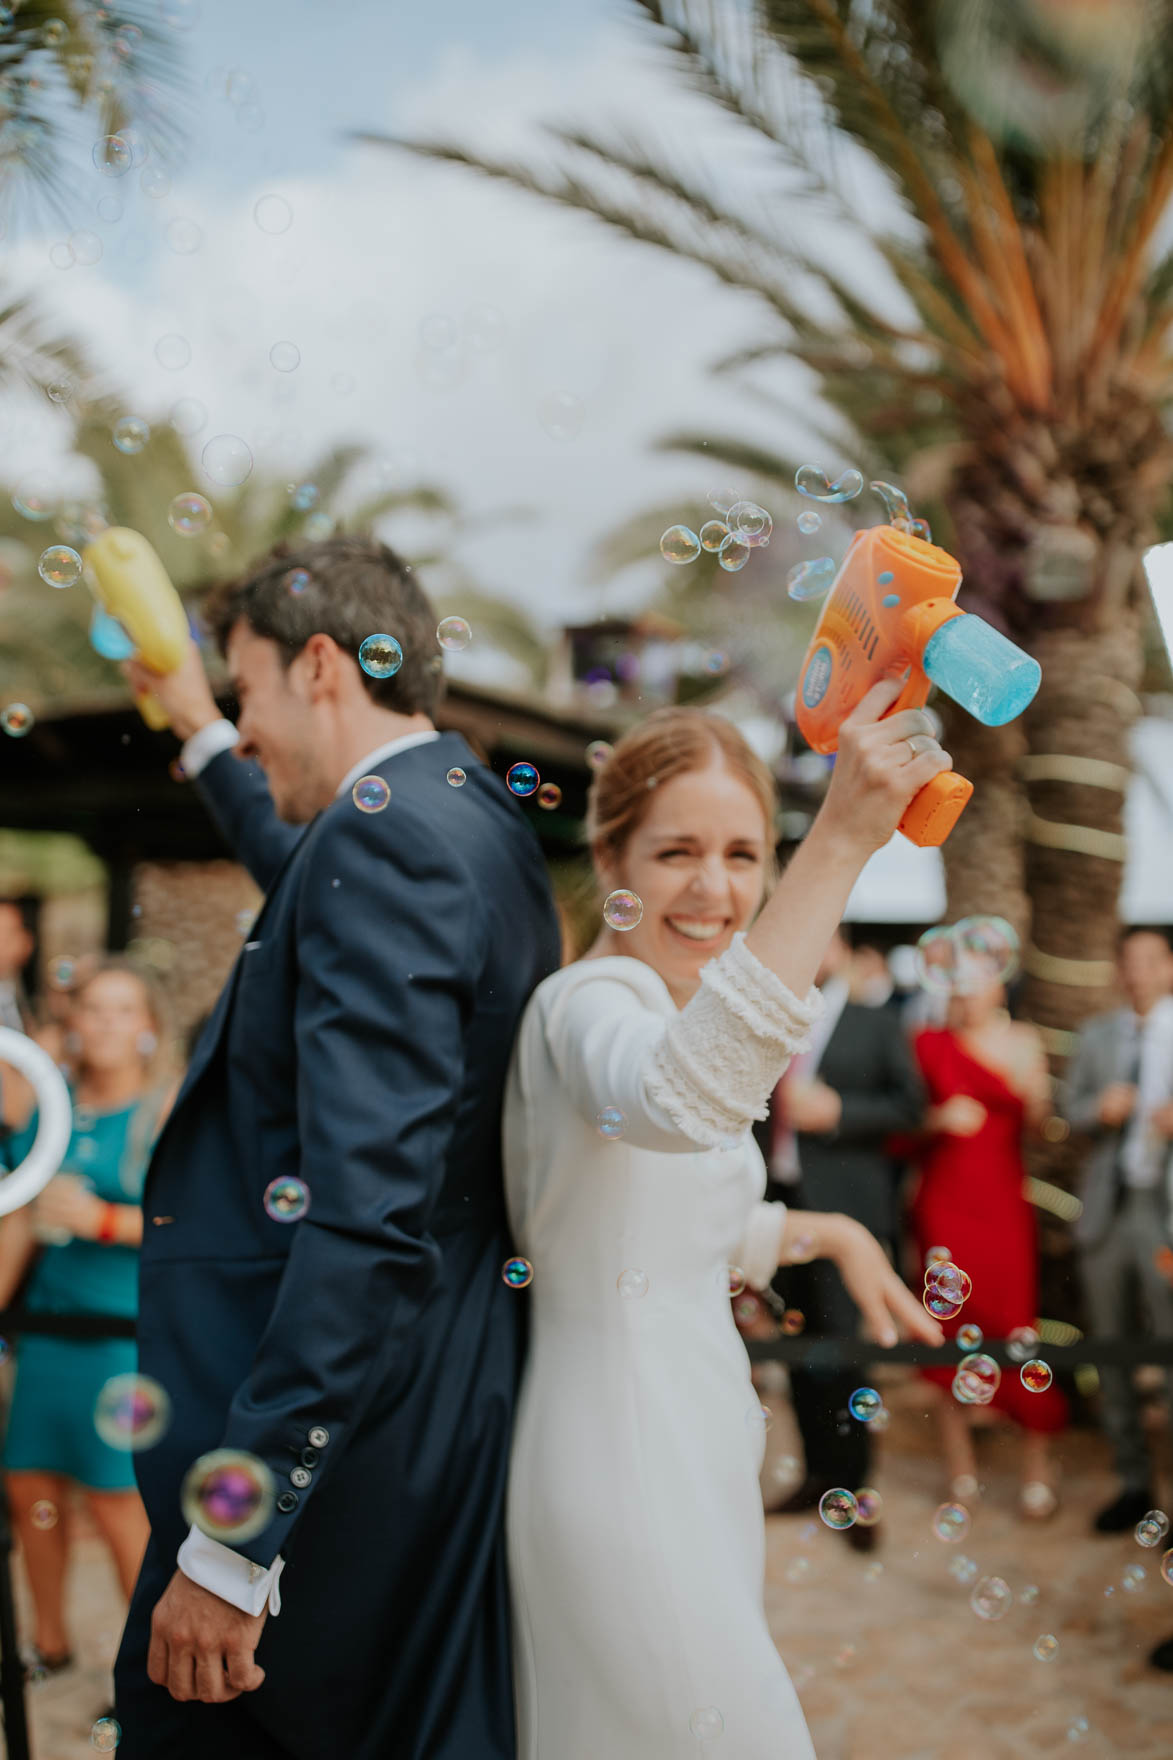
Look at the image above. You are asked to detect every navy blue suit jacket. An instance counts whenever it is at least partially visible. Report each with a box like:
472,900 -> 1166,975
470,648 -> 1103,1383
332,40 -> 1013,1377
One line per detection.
116,732 -> 561,1760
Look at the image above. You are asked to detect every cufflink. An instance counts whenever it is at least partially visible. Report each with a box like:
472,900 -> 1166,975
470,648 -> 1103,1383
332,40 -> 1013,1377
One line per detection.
308,1426 -> 329,1448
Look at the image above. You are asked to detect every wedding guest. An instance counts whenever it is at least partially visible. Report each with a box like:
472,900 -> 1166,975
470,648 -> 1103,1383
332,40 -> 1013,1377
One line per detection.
0,959 -> 175,1679
1063,927 -> 1173,1534
0,898 -> 35,1035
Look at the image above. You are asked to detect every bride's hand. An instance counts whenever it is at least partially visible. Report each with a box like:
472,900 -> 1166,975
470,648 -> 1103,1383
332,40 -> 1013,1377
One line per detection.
823,1214 -> 944,1350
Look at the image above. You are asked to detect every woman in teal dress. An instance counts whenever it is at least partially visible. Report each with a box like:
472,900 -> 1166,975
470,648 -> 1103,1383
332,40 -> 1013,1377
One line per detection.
0,958 -> 175,1678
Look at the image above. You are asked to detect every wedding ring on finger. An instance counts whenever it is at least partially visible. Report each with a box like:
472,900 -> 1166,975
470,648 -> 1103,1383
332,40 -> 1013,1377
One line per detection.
904,733 -> 940,761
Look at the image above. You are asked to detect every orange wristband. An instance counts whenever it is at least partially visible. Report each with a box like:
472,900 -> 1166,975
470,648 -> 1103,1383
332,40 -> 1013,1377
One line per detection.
96,1204 -> 119,1245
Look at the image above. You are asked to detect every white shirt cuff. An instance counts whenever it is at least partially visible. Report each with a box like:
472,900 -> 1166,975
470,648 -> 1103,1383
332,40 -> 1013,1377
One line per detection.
177,1524 -> 285,1617
180,718 -> 239,779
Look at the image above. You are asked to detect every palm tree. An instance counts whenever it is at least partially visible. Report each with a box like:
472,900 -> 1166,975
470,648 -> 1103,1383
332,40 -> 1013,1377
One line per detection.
369,0 -> 1173,1066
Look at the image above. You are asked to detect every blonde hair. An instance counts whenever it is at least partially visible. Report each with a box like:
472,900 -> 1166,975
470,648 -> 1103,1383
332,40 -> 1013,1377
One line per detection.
73,956 -> 174,1087
586,708 -> 778,875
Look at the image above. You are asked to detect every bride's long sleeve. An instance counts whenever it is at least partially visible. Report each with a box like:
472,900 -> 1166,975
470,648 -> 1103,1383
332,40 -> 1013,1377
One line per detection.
540,935 -> 821,1154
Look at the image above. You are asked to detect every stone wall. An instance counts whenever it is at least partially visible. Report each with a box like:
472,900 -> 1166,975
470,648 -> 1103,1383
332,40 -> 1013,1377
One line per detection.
130,860 -> 262,1057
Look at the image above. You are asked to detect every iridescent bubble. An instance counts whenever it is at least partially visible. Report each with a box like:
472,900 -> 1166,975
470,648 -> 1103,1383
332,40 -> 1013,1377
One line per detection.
168,493 -> 212,537
603,889 -> 643,932
70,230 -> 102,265
970,1576 -> 1013,1620
352,775 -> 391,814
723,1266 -> 747,1299
910,518 -> 933,542
586,740 -> 613,770
537,391 -> 583,441
818,1488 -> 858,1530
787,557 -> 836,601
1161,1550 -> 1173,1587
954,1352 -> 999,1406
270,339 -> 300,372
916,924 -> 961,993
357,634 -> 403,680
284,568 -> 311,596
1,704 -> 34,738
949,1554 -> 979,1586
140,164 -> 171,199
290,482 -> 319,512
785,1556 -> 811,1584
94,1373 -> 172,1451
199,434 -> 252,487
854,1486 -> 883,1526
863,1561 -> 884,1582
166,218 -> 203,254
926,1244 -> 953,1267
46,377 -> 73,403
49,241 -> 75,271
797,509 -> 822,535
617,1268 -> 649,1300
305,512 -> 332,541
42,16 -> 68,44
928,1262 -> 973,1303
781,1308 -> 804,1335
112,416 -> 150,455
848,1387 -> 882,1423
254,194 -> 293,234
1019,1583 -> 1040,1605
596,1106 -> 625,1140
1007,1325 -> 1040,1363
660,525 -> 701,565
1067,1716 -> 1090,1744
795,464 -> 864,503
707,487 -> 737,515
437,616 -> 472,652
507,762 -> 540,798
956,914 -> 1021,986
924,1289 -> 963,1321
30,1500 -> 58,1531
90,1719 -> 121,1752
1020,1359 -> 1053,1393
181,1448 -> 275,1543
93,135 -> 132,176
718,536 -> 751,573
502,1256 -> 533,1289
1033,1634 -> 1059,1662
870,480 -> 912,525
170,397 -> 208,437
956,1323 -> 983,1350
727,500 -> 773,546
699,519 -> 729,551
932,1501 -> 970,1543
1137,1517 -> 1165,1548
154,333 -> 191,370
38,544 -> 82,588
537,782 -> 562,809
263,1175 -> 310,1220
688,1707 -> 724,1739
90,607 -> 137,659
1147,1510 -> 1170,1538
1123,1563 -> 1146,1591
446,767 -> 466,788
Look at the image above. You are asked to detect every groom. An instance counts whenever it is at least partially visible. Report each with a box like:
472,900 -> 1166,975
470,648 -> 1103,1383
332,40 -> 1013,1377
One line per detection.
114,535 -> 561,1759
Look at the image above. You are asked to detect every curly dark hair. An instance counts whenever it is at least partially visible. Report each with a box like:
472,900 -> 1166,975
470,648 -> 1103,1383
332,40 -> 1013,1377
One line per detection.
203,533 -> 444,717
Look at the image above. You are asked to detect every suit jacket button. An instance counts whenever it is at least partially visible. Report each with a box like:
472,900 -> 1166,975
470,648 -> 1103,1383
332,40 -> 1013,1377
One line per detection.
308,1427 -> 329,1448
289,1466 -> 311,1489
276,1491 -> 299,1514
299,1447 -> 319,1469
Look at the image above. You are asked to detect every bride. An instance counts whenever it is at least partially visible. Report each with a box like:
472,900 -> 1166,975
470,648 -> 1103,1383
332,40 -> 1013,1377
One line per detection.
502,680 -> 947,1758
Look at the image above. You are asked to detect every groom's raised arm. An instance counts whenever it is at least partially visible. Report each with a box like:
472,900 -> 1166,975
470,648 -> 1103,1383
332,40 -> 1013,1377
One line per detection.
182,722 -> 305,893
200,795 -> 486,1573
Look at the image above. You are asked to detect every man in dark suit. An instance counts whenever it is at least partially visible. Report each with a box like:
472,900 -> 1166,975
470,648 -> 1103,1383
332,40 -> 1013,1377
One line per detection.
114,535 -> 561,1760
769,927 -> 924,1544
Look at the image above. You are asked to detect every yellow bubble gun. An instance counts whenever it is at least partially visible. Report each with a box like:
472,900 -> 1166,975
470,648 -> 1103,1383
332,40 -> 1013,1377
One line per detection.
82,528 -> 190,731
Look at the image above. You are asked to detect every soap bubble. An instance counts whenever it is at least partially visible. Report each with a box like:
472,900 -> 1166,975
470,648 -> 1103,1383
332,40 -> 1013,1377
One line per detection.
870,480 -> 912,525
1033,1634 -> 1059,1662
854,1486 -> 883,1526
1020,1359 -> 1053,1393
284,568 -> 311,596
1007,1325 -> 1040,1363
1162,1550 -> 1173,1586
70,230 -> 102,265
305,512 -> 332,541
970,1576 -> 1013,1620
1123,1563 -> 1146,1591
537,391 -> 583,440
201,434 -> 253,486
437,616 -> 472,652
818,1488 -> 858,1530
46,377 -> 74,403
848,1387 -> 882,1423
795,465 -> 864,503
785,1556 -> 811,1584
1,704 -> 34,737
1137,1516 -> 1166,1548
1147,1510 -> 1170,1538
94,1374 -> 172,1451
707,487 -> 737,514
41,16 -> 68,43
537,783 -> 562,809
787,557 -> 836,601
446,768 -> 466,788
270,339 -> 300,372
171,397 -> 208,437
30,1500 -> 58,1530
915,925 -> 960,992
797,509 -> 822,534
1066,1716 -> 1090,1744
93,135 -> 132,176
263,1176 -> 310,1220
718,536 -> 751,572
781,1308 -> 804,1335
911,518 -> 932,542
699,519 -> 729,551
586,740 -> 613,770
596,1106 -> 625,1140
924,1289 -> 963,1320
182,1448 -> 275,1543
168,493 -> 212,537
49,241 -> 76,270
140,165 -> 171,199
112,416 -> 150,455
956,1323 -> 983,1350
358,634 -> 403,679
926,1245 -> 953,1267
1019,1583 -> 1040,1605
953,1352 -> 999,1406
290,482 -> 319,512
507,762 -> 540,798
603,889 -> 643,931
932,1501 -> 970,1543
166,218 -> 203,254
688,1707 -> 724,1739
38,544 -> 82,588
154,333 -> 191,371
956,914 -> 1021,986
928,1262 -> 972,1304
727,500 -> 773,545
254,194 -> 293,234
90,1719 -> 121,1752
352,775 -> 390,814
660,525 -> 701,565
949,1554 -> 979,1586
502,1257 -> 533,1289
618,1268 -> 649,1300
726,1265 -> 747,1297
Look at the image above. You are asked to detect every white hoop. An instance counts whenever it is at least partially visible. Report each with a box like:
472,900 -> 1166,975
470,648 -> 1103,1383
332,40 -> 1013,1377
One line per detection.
0,1028 -> 73,1217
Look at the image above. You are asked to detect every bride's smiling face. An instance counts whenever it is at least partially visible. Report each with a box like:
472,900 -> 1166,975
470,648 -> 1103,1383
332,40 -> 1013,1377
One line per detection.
597,758 -> 770,999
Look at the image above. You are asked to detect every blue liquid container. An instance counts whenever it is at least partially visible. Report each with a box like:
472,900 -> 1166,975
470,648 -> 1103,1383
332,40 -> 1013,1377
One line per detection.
922,613 -> 1040,726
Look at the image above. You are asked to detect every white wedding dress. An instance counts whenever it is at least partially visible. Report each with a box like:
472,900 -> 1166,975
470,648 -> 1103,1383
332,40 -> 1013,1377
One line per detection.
502,937 -> 820,1759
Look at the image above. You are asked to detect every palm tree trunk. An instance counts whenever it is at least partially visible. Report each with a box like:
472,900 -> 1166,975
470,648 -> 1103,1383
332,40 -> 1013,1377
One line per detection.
937,706 -> 1029,937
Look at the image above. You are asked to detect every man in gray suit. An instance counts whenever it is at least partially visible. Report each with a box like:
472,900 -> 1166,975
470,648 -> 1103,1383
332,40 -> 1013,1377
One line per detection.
1063,926 -> 1173,1533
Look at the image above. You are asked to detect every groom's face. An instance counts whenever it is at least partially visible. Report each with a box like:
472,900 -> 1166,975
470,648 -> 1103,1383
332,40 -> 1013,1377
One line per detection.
228,622 -> 329,822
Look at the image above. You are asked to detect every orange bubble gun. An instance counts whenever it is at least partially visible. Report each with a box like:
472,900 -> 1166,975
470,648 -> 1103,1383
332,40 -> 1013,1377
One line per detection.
795,525 -> 1041,847
82,528 -> 190,731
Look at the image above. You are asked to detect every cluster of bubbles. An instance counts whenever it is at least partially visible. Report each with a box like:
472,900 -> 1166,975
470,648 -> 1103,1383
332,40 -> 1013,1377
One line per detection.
262,1175 -> 311,1222
915,915 -> 1021,993
352,775 -> 391,815
660,491 -> 774,576
603,888 -> 644,932
181,1448 -> 276,1544
815,1485 -> 882,1530
786,469 -> 932,603
922,1248 -> 974,1322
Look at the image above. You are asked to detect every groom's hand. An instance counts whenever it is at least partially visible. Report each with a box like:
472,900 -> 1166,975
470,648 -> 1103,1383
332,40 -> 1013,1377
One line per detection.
122,640 -> 221,744
148,1570 -> 267,1703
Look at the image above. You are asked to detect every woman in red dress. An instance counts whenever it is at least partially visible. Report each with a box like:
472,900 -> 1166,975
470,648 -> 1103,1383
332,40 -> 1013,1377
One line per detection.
910,974 -> 1067,1517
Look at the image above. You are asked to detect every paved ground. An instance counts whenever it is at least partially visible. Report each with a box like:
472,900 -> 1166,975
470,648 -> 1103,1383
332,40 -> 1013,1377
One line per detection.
11,1367 -> 1173,1757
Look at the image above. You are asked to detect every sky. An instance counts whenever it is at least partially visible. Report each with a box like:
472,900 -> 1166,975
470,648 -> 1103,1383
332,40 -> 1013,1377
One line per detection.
0,0 -> 883,688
